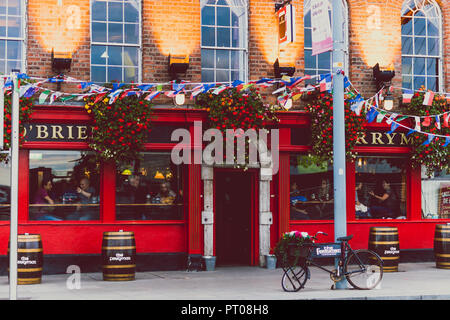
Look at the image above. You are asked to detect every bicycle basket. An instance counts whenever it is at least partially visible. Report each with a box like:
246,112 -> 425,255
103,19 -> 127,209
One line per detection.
287,243 -> 311,258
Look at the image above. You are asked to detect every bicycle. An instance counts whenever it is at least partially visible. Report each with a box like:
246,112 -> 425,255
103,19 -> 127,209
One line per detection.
281,231 -> 383,291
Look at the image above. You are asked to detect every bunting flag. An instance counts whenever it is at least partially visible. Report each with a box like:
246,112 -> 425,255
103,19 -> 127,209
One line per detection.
366,107 -> 378,123
396,116 -> 409,122
164,91 -> 177,98
94,92 -> 107,104
387,122 -> 400,134
423,90 -> 434,106
435,115 -> 441,130
422,134 -> 434,146
212,85 -> 228,95
386,113 -> 398,125
23,86 -> 38,98
402,89 -> 414,103
319,74 -> 332,92
190,84 -> 205,100
145,90 -> 162,101
443,136 -> 450,147
60,95 -> 76,102
272,86 -> 286,95
443,113 -> 450,128
422,116 -> 431,127
108,89 -> 123,104
137,84 -> 154,92
406,129 -> 416,136
49,92 -> 62,104
343,76 -> 351,89
414,116 -> 421,131
376,110 -> 386,123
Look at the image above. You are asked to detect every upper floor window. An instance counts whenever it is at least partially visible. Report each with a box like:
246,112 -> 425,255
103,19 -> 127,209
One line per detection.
303,0 -> 348,82
0,0 -> 25,74
401,0 -> 442,91
91,0 -> 141,83
201,0 -> 248,83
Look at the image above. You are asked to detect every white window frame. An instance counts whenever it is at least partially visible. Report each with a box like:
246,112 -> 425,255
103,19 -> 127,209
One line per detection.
0,0 -> 27,74
200,0 -> 249,83
303,0 -> 349,78
401,0 -> 443,92
90,0 -> 142,83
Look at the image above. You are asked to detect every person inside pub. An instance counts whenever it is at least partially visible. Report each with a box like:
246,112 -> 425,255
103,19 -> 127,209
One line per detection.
368,178 -> 399,219
33,178 -> 62,221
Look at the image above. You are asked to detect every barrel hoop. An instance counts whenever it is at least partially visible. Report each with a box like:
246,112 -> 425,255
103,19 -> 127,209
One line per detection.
369,241 -> 399,245
103,236 -> 135,240
102,246 -> 136,250
434,238 -> 450,242
436,262 -> 450,266
17,239 -> 43,243
382,266 -> 398,270
380,256 -> 400,260
370,228 -> 398,231
436,253 -> 450,258
435,231 -> 450,234
104,232 -> 134,236
18,278 -> 41,282
436,225 -> 450,229
103,273 -> 135,277
103,277 -> 134,281
17,267 -> 43,272
18,235 -> 41,239
17,248 -> 43,253
103,264 -> 136,269
370,232 -> 398,236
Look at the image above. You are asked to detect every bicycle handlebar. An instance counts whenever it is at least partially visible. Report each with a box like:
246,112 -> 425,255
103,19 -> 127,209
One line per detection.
315,231 -> 328,237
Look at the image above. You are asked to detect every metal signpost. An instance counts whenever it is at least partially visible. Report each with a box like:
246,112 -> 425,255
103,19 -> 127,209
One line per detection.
9,73 -> 19,300
331,0 -> 348,289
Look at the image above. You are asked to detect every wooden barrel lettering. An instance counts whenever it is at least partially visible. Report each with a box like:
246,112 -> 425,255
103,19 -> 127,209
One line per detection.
102,231 -> 136,281
434,224 -> 450,269
8,234 -> 43,285
368,227 -> 400,272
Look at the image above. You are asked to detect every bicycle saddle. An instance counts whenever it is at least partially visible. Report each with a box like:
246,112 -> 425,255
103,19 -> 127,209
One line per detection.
336,235 -> 353,242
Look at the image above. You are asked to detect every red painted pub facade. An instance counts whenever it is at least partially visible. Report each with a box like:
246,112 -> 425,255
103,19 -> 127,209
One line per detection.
0,102 -> 448,274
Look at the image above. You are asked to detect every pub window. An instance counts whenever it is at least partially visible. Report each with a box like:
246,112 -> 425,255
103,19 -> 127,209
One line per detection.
116,152 -> 184,221
200,0 -> 248,83
29,151 -> 101,221
0,0 -> 25,74
355,156 -> 407,220
0,161 -> 10,221
90,0 -> 141,83
303,0 -> 348,83
401,0 -> 442,91
290,154 -> 334,221
421,168 -> 450,219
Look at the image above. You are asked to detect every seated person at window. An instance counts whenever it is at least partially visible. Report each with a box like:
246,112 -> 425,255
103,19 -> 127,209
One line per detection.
154,181 -> 176,205
33,178 -> 61,221
290,182 -> 314,220
126,175 -> 147,204
316,178 -> 333,219
355,182 -> 370,219
368,179 -> 398,219
72,177 -> 97,220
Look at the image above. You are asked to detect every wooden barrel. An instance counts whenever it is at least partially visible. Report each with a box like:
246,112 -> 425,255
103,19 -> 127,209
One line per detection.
8,234 -> 43,285
434,224 -> 450,269
102,231 -> 136,281
368,227 -> 400,272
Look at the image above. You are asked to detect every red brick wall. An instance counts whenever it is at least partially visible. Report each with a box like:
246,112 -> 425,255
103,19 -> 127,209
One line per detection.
24,0 -> 449,100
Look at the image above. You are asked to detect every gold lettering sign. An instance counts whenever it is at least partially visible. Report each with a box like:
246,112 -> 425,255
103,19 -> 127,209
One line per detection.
24,123 -> 92,142
356,132 -> 413,146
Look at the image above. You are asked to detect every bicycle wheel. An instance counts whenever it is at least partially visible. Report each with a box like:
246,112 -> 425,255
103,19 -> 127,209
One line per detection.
281,265 -> 308,292
344,249 -> 383,290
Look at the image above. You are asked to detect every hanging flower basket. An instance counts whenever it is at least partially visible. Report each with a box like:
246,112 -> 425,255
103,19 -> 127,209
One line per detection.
274,231 -> 315,268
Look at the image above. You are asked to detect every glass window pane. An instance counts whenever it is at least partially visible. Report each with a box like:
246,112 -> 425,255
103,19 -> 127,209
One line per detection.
91,66 -> 107,83
428,37 -> 438,56
0,161 -> 10,221
290,154 -> 334,220
402,76 -> 412,90
355,156 -> 407,219
427,58 -> 437,76
116,153 -> 184,221
124,46 -> 138,67
124,23 -> 139,44
427,77 -> 437,91
201,5 -> 215,26
232,12 -> 239,27
414,17 -> 426,36
413,57 -> 425,75
422,170 -> 450,219
91,45 -> 107,65
0,4 -> 6,15
304,11 -> 311,28
124,67 -> 138,83
402,56 -> 412,75
414,37 -> 426,55
304,29 -> 312,48
0,40 -> 4,59
201,69 -> 214,82
216,69 -> 229,82
401,36 -> 412,55
304,49 -> 316,69
230,50 -> 242,69
108,2 -> 123,22
0,16 -> 6,37
108,23 -> 123,43
201,49 -> 214,69
92,1 -> 107,21
108,66 -> 122,82
231,70 -> 241,81
217,7 -> 230,26
0,60 -> 5,74
6,40 -> 20,60
92,22 -> 107,42
217,27 -> 230,47
108,46 -> 122,65
414,76 -> 426,90
427,18 -> 439,37
7,16 -> 21,37
216,49 -> 229,69
202,26 -> 215,46
7,0 -> 20,16
29,151 -> 100,221
231,27 -> 240,48
6,60 -> 20,73
401,17 -> 412,35
124,3 -> 139,23
318,51 -> 331,70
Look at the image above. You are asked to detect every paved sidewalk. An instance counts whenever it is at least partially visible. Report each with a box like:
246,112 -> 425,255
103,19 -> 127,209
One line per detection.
0,262 -> 449,300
